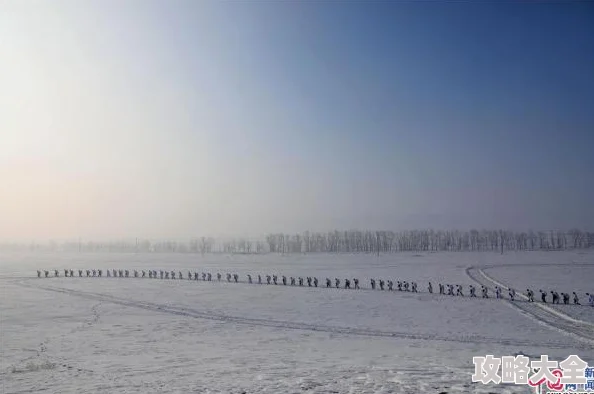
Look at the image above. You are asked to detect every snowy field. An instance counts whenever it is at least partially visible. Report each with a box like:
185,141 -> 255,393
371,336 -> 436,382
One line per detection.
1,251 -> 593,393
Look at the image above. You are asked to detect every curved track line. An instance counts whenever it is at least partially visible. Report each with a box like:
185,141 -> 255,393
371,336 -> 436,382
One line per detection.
465,266 -> 594,347
12,279 -> 580,350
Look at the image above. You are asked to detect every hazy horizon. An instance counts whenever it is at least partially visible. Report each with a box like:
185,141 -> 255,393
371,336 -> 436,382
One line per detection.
1,1 -> 593,242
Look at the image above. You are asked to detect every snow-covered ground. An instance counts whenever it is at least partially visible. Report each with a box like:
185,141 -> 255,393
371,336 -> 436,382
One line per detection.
1,251 -> 593,393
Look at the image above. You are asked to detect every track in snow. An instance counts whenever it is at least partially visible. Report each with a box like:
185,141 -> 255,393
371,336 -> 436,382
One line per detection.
465,264 -> 594,347
11,278 -> 579,350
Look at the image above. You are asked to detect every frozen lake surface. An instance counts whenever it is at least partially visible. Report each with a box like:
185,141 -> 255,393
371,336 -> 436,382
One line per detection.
1,251 -> 593,393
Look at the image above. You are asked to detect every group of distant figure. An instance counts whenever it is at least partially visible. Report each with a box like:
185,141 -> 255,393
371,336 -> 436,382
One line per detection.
36,268 -> 594,307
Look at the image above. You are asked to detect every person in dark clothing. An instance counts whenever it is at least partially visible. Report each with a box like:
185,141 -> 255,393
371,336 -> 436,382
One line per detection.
526,289 -> 534,302
573,292 -> 580,305
550,291 -> 559,304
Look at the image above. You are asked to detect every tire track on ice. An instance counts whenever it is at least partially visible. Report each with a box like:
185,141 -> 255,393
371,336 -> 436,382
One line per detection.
465,266 -> 594,347
14,278 -> 578,349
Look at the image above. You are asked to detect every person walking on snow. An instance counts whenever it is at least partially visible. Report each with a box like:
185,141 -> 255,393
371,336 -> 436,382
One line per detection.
447,284 -> 454,296
572,292 -> 580,305
526,289 -> 534,302
587,293 -> 594,307
551,291 -> 560,304
508,288 -> 516,301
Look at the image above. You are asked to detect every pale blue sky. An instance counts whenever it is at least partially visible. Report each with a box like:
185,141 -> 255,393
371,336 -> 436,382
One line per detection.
1,1 -> 593,240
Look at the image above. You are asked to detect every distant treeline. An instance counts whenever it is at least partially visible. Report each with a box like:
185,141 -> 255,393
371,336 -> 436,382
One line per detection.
1,229 -> 593,254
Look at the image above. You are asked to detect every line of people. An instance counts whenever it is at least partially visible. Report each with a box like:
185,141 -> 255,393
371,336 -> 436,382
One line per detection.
35,269 -> 594,307
432,283 -> 594,306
